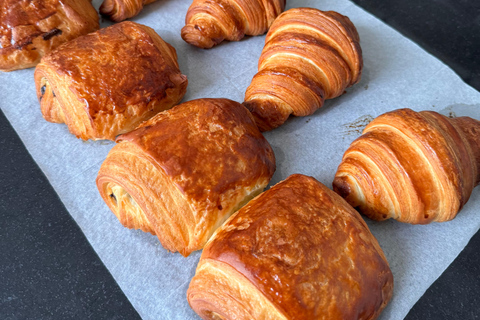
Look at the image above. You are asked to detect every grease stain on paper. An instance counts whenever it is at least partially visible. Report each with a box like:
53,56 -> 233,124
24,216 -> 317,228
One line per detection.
342,114 -> 374,138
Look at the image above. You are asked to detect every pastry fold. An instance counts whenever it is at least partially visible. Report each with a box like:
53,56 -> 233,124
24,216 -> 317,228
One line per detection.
188,174 -> 393,320
181,0 -> 285,48
0,0 -> 99,72
96,98 -> 276,256
34,21 -> 188,141
100,0 -> 158,22
243,8 -> 363,131
333,108 -> 480,224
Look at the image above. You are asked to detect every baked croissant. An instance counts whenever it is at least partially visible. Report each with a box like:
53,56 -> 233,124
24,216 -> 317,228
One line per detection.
0,0 -> 99,72
243,8 -> 363,131
34,21 -> 188,141
333,108 -> 480,224
181,0 -> 285,49
188,174 -> 393,320
100,0 -> 157,22
96,98 -> 276,256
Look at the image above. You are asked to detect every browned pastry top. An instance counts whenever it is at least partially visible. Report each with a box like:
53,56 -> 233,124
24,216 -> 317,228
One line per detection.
202,174 -> 393,319
1,0 -> 59,49
265,8 -> 362,87
0,0 -> 99,71
333,108 -> 480,224
40,21 -> 180,121
117,98 -> 276,208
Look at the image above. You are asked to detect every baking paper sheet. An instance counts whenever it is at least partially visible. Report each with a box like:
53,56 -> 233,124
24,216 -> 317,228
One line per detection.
1,0 -> 480,319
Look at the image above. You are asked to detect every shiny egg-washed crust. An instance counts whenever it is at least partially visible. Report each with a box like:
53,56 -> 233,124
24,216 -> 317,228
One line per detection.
333,109 -> 480,224
0,0 -> 99,72
243,8 -> 363,131
96,98 -> 276,256
188,174 -> 393,320
100,0 -> 158,22
34,21 -> 188,141
181,0 -> 285,49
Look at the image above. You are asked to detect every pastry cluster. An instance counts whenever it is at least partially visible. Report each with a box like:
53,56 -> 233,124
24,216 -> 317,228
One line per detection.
4,0 -> 479,318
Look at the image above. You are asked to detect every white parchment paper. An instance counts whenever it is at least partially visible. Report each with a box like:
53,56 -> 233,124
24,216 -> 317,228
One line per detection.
1,0 -> 480,319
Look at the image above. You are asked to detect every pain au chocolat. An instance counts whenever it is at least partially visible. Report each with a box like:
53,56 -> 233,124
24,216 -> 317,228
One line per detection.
96,98 -> 276,256
243,7 -> 363,131
0,0 -> 99,72
188,174 -> 393,320
333,109 -> 480,224
34,21 -> 188,140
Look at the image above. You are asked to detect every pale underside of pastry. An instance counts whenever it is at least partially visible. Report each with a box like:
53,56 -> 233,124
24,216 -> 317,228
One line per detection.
181,0 -> 286,49
34,21 -> 188,141
333,108 -> 480,224
243,7 -> 363,131
188,174 -> 393,320
0,0 -> 99,72
96,98 -> 276,256
100,0 -> 158,22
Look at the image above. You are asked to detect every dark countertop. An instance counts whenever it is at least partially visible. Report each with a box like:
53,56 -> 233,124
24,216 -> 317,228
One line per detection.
1,0 -> 479,319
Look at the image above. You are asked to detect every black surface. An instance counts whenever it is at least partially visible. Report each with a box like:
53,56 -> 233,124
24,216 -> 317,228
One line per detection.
352,0 -> 480,92
0,113 -> 141,319
406,231 -> 480,320
1,0 -> 479,319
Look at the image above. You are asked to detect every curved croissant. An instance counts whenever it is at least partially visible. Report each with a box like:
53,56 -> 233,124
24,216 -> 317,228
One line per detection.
243,7 -> 362,131
34,21 -> 188,140
0,0 -> 99,72
100,0 -> 157,22
188,174 -> 393,320
333,109 -> 480,224
96,98 -> 276,256
181,0 -> 285,49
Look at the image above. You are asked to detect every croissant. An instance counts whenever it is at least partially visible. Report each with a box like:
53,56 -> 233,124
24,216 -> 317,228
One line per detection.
96,98 -> 276,256
100,0 -> 157,22
333,108 -> 480,224
181,0 -> 286,49
188,174 -> 393,320
0,0 -> 99,72
243,7 -> 363,131
34,21 -> 188,141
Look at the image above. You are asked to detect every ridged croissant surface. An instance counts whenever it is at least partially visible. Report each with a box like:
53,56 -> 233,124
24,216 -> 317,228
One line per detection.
96,98 -> 276,256
333,108 -> 480,224
100,0 -> 157,22
188,174 -> 393,320
34,21 -> 188,141
181,0 -> 285,49
243,7 -> 362,131
0,0 -> 99,72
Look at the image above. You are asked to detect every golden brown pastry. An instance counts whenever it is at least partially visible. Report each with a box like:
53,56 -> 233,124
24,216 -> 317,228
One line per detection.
0,0 -> 99,72
188,174 -> 393,320
181,0 -> 285,49
96,98 -> 276,256
34,21 -> 188,141
333,108 -> 480,224
100,0 -> 158,22
243,7 -> 363,131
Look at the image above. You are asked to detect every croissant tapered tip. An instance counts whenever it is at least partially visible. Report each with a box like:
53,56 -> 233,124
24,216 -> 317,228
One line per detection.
181,23 -> 226,49
243,99 -> 291,131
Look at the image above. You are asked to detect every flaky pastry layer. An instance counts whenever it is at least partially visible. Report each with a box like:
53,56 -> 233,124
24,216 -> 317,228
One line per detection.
96,98 -> 276,256
333,108 -> 480,224
243,7 -> 363,131
34,21 -> 188,140
100,0 -> 158,22
181,0 -> 285,48
0,0 -> 99,72
188,174 -> 393,319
